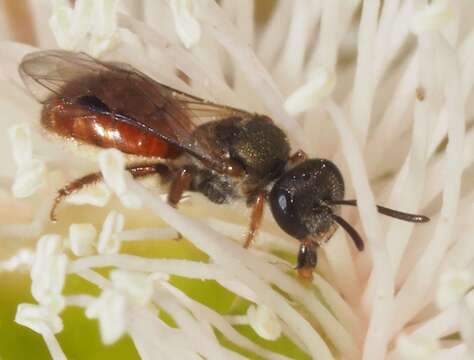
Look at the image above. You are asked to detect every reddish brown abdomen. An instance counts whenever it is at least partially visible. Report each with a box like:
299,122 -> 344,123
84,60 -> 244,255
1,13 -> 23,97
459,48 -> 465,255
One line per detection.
42,100 -> 182,158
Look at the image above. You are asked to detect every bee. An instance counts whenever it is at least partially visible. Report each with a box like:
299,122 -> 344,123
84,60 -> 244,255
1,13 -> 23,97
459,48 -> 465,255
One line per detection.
19,50 -> 429,279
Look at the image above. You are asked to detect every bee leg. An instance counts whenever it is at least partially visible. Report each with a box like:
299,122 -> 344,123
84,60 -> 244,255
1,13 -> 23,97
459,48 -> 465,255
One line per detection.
295,238 -> 317,281
166,168 -> 194,241
243,192 -> 266,249
50,163 -> 172,222
168,168 -> 193,206
288,150 -> 308,166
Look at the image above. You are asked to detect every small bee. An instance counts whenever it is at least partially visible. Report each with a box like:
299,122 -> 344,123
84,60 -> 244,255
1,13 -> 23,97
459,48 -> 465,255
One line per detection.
19,50 -> 429,279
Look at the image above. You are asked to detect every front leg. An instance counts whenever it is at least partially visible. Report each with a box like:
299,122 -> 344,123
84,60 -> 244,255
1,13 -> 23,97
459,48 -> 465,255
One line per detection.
296,237 -> 318,280
243,192 -> 266,248
288,150 -> 308,166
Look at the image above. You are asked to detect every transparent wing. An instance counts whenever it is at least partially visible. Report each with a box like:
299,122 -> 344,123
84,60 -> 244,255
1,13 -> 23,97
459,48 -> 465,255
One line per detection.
19,50 -> 254,171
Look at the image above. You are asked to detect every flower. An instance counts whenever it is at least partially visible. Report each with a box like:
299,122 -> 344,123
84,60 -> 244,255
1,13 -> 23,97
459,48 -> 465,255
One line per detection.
0,0 -> 473,359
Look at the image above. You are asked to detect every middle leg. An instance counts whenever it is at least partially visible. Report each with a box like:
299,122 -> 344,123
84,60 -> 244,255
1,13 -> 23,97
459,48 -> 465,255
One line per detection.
243,192 -> 266,248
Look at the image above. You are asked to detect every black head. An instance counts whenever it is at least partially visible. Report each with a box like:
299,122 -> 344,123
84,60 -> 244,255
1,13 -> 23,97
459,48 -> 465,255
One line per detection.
270,158 -> 430,279
270,159 -> 344,241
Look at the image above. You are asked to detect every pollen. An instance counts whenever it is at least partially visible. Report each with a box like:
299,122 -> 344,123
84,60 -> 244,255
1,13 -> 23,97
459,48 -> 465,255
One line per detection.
247,304 -> 282,341
15,303 -> 64,335
97,210 -> 124,254
30,234 -> 67,312
68,223 -> 97,257
9,124 -> 47,198
85,289 -> 127,345
436,269 -> 472,309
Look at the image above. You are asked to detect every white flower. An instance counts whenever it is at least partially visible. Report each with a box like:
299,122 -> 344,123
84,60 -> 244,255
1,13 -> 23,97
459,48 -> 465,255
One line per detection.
1,0 -> 474,359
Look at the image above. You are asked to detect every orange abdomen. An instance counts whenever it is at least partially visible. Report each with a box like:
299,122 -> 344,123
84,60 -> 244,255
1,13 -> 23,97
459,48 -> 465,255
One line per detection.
42,100 -> 182,158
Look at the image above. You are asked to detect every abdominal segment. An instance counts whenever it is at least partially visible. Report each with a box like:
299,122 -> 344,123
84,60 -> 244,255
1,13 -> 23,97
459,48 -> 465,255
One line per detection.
41,100 -> 182,158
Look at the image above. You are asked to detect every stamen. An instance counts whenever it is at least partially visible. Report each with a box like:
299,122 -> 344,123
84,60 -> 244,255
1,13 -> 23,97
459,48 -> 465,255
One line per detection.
65,183 -> 111,207
98,149 -> 142,209
436,269 -> 472,309
110,270 -> 155,306
8,123 -> 33,169
12,159 -> 47,198
15,303 -> 63,335
0,248 -> 35,272
284,67 -> 335,115
246,304 -> 282,341
396,334 -> 440,360
30,234 -> 67,312
98,149 -> 127,194
411,0 -> 454,35
9,124 -> 47,198
85,289 -> 127,345
97,210 -> 124,254
68,223 -> 97,257
49,0 -> 121,56
49,0 -> 75,50
169,0 -> 202,49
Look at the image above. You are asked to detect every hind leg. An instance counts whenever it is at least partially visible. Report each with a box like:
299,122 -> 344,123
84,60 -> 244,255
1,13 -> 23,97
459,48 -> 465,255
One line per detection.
50,163 -> 172,221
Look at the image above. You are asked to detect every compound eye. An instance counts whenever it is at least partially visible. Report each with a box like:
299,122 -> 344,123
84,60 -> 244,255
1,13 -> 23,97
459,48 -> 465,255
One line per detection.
269,188 -> 308,239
